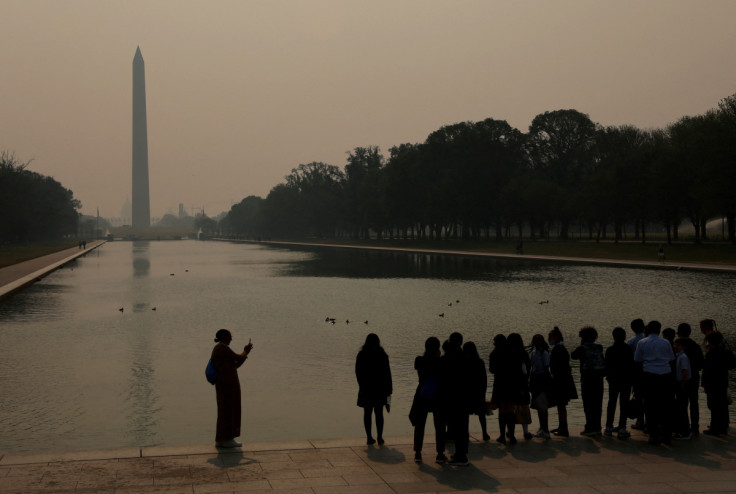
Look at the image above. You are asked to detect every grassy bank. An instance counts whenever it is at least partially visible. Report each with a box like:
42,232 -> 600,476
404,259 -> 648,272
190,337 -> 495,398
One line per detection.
270,238 -> 736,266
0,242 -> 78,269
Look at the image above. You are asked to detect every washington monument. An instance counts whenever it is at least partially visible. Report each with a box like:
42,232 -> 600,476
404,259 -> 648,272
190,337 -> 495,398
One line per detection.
132,46 -> 150,228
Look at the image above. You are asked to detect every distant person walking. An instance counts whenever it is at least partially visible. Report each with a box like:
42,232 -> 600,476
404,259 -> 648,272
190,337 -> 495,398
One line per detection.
211,329 -> 253,448
355,333 -> 393,445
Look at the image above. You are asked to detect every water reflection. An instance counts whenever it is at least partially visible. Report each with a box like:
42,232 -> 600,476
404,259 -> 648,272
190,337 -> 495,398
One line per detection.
125,325 -> 161,446
2,240 -> 735,455
276,247 -> 550,280
132,241 -> 151,277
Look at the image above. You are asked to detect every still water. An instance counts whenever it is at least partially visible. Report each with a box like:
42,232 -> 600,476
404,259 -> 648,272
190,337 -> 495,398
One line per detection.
0,240 -> 734,454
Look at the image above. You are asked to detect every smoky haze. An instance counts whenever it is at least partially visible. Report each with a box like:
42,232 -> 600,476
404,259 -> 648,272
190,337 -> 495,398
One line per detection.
1,0 -> 734,220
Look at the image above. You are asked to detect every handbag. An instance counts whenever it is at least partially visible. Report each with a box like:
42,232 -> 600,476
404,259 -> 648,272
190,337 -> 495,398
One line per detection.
205,358 -> 217,385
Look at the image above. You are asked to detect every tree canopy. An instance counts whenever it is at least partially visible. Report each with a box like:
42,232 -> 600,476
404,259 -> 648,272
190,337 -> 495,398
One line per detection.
221,93 -> 736,245
0,152 -> 81,242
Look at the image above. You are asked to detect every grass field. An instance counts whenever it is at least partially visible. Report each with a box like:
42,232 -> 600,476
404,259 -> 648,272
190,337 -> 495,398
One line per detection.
0,242 -> 79,269
301,238 -> 736,265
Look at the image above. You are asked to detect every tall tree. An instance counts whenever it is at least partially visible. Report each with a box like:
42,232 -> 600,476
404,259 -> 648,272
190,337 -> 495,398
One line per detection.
344,146 -> 385,239
526,110 -> 598,240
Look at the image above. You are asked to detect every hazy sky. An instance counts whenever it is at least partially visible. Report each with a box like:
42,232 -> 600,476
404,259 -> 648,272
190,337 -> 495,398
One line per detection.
2,1 -> 735,219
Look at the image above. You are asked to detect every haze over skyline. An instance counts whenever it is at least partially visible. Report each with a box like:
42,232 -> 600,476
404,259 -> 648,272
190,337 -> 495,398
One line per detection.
1,1 -> 734,220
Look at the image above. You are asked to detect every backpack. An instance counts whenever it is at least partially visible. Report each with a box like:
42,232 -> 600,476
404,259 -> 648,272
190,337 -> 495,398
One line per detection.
584,344 -> 606,372
205,358 -> 217,385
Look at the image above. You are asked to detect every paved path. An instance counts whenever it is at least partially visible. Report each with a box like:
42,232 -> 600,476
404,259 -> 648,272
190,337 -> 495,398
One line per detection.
0,241 -> 106,301
1,432 -> 735,493
225,240 -> 736,274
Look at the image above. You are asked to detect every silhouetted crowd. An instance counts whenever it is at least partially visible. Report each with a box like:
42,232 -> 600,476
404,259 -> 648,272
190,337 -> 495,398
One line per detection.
355,318 -> 735,466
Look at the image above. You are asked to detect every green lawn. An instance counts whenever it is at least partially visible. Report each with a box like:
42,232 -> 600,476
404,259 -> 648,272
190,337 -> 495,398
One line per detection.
304,238 -> 736,265
0,242 -> 78,269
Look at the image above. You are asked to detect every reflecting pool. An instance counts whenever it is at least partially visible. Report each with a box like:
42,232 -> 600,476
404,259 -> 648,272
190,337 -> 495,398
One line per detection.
0,240 -> 734,453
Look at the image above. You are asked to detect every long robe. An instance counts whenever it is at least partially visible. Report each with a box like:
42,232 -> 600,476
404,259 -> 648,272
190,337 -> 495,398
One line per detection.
211,343 -> 247,441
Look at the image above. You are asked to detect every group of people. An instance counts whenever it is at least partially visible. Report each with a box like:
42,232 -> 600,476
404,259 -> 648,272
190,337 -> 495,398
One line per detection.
205,321 -> 732,458
354,319 -> 735,466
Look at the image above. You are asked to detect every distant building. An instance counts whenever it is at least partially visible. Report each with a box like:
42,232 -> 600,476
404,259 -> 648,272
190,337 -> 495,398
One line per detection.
121,196 -> 132,221
132,46 -> 151,229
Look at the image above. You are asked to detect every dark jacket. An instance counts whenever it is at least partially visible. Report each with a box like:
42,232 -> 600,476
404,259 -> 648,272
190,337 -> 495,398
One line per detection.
680,336 -> 705,376
702,346 -> 734,394
550,343 -> 578,402
489,346 -> 524,406
439,345 -> 472,411
355,348 -> 392,407
605,341 -> 635,385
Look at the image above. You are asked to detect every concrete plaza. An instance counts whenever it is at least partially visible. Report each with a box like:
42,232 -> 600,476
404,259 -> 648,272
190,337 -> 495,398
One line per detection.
2,431 -> 736,493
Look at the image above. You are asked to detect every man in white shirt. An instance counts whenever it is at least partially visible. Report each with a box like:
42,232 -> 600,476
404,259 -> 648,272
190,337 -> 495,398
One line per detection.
634,320 -> 675,444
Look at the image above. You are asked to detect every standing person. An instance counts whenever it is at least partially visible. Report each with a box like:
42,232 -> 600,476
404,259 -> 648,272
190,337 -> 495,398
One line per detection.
572,326 -> 606,437
702,331 -> 735,435
627,319 -> 647,431
672,338 -> 692,439
605,327 -> 634,439
529,334 -> 552,439
548,327 -> 577,437
676,323 -> 704,435
211,329 -> 253,448
507,333 -> 533,440
489,334 -> 517,444
700,319 -> 724,351
410,337 -> 445,464
634,321 -> 675,445
440,337 -> 471,465
355,333 -> 393,445
463,341 -> 490,442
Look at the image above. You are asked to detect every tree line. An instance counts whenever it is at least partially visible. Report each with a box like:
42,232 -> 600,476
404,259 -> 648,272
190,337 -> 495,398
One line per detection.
0,152 -> 81,242
219,93 -> 734,244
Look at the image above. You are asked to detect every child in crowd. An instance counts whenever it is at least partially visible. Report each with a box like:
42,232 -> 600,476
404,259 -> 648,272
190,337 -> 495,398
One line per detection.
673,338 -> 692,439
571,326 -> 606,436
604,327 -> 633,439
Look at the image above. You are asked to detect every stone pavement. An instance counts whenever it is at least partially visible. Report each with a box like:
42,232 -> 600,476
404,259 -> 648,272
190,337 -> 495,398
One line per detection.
0,241 -> 105,301
1,431 -> 736,493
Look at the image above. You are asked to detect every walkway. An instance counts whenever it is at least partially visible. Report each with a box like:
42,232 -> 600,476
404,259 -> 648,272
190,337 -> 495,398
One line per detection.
0,240 -> 105,301
226,240 -> 736,274
1,432 -> 735,493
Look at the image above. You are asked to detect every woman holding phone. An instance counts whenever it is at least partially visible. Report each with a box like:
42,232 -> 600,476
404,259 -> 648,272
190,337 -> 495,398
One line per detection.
211,329 -> 253,448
